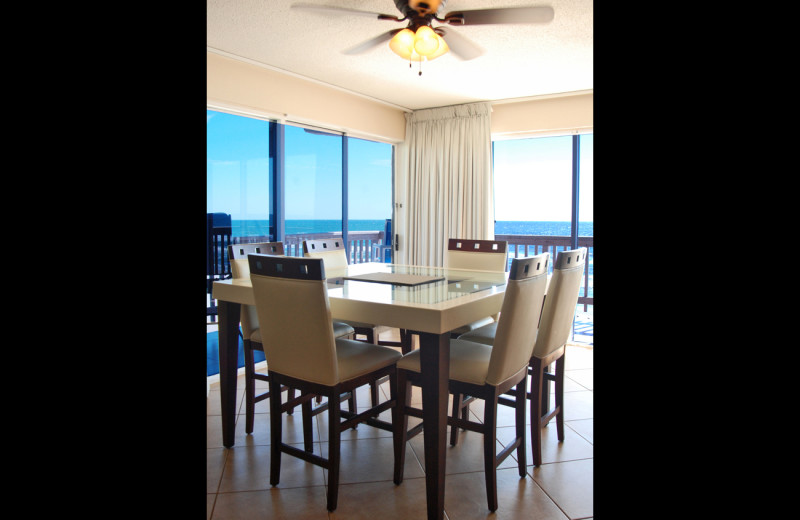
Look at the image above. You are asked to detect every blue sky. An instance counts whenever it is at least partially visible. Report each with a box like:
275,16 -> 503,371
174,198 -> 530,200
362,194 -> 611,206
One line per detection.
208,110 -> 592,223
207,110 -> 392,221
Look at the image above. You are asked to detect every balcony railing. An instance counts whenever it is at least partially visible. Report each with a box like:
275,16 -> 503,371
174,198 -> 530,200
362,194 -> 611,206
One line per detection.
496,234 -> 594,311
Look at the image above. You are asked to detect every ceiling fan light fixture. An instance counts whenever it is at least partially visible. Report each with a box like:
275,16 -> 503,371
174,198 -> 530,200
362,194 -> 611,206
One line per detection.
389,28 -> 416,59
389,26 -> 449,62
413,25 -> 439,55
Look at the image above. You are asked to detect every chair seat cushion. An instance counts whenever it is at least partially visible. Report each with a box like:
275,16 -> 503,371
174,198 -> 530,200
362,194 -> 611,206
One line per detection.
456,322 -> 497,346
335,338 -> 402,382
396,338 -> 493,386
449,316 -> 495,336
333,321 -> 356,338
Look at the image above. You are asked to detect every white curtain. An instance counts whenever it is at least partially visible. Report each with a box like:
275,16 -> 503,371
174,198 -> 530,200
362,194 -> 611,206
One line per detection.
396,102 -> 494,266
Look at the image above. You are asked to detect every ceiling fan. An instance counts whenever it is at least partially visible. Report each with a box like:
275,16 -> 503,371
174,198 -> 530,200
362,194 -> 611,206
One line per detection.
291,1 -> 554,73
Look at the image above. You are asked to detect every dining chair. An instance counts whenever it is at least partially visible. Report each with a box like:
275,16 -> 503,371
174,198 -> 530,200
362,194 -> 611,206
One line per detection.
393,254 -> 549,512
443,238 -> 508,335
228,242 -> 356,434
441,238 -> 508,444
303,238 -> 410,407
248,254 -> 402,512
459,247 -> 587,466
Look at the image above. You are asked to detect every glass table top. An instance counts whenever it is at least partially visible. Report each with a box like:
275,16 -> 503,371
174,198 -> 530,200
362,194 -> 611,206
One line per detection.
325,264 -> 508,306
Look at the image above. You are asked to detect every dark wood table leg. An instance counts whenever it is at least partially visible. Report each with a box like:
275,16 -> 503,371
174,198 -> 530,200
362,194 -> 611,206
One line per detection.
418,331 -> 450,520
217,299 -> 241,448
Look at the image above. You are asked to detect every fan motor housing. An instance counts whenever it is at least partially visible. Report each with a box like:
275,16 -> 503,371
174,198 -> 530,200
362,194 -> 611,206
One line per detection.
397,0 -> 446,18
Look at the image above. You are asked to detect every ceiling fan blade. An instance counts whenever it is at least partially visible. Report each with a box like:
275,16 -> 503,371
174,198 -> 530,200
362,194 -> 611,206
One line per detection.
343,30 -> 401,55
446,6 -> 555,25
438,27 -> 485,61
291,3 -> 401,21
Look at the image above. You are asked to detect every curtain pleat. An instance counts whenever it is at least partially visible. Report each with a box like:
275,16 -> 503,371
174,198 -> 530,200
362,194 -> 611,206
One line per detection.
397,102 -> 493,266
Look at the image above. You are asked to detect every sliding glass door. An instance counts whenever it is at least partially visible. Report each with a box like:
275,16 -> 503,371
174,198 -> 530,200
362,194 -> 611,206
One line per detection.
207,110 -> 393,261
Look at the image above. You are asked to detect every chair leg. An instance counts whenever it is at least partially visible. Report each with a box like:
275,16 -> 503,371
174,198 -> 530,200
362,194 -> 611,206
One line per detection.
529,358 -> 544,467
358,327 -> 381,410
449,392 -> 472,446
400,329 -> 414,354
555,353 -> 565,442
483,393 -> 499,512
393,369 -> 410,485
348,387 -> 358,429
327,388 -> 341,512
514,377 -> 527,477
243,340 -> 257,434
302,396 -> 313,453
370,381 -> 380,409
287,388 -> 296,415
449,392 -> 460,446
268,376 -> 283,486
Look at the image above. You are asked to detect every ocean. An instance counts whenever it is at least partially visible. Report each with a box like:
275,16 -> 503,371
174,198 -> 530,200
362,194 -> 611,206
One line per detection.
231,219 -> 593,237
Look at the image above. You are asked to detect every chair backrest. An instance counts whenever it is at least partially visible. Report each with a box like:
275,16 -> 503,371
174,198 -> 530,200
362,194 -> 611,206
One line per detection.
531,248 -> 587,360
485,253 -> 549,386
444,238 -> 508,272
228,242 -> 285,337
303,239 -> 348,269
248,255 -> 339,386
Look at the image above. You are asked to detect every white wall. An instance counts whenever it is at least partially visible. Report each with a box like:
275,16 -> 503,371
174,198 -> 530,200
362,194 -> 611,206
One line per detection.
207,51 -> 407,143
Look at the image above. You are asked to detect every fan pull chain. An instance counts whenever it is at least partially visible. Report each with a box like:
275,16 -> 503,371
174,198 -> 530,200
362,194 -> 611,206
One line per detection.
407,58 -> 427,76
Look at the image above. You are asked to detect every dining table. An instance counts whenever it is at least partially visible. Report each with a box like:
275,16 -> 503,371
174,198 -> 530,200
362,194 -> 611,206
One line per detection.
212,261 -> 509,520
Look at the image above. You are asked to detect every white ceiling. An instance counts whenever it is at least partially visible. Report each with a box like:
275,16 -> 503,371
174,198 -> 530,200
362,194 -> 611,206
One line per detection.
207,0 -> 593,111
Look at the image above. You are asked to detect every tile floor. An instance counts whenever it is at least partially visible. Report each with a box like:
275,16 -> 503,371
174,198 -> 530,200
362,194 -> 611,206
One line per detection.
206,329 -> 593,519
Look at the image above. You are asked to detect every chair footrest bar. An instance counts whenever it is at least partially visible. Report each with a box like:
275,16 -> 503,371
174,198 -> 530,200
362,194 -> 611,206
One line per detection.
497,396 -> 517,408
280,443 -> 330,469
496,438 -> 520,466
447,414 -> 484,434
339,399 -> 395,431
282,392 -> 316,412
540,406 -> 560,427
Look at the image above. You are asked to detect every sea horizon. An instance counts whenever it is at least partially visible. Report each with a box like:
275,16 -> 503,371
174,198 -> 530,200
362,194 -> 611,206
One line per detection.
231,219 -> 593,237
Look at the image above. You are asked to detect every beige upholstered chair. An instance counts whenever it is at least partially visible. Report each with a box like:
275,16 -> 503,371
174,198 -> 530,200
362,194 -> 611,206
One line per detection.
393,254 -> 549,512
303,238 -> 407,407
228,242 -> 355,434
440,238 -> 509,444
444,238 -> 508,336
459,248 -> 587,466
303,239 -> 395,341
248,254 -> 402,512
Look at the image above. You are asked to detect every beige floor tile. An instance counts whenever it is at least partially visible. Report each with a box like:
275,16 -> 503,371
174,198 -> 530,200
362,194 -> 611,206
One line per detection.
566,368 -> 593,390
408,429 -> 518,475
443,469 -> 569,520
211,488 -> 329,520
495,423 -> 593,466
319,436 -> 425,484
565,418 -> 593,444
531,458 -> 593,520
234,408 -> 321,446
332,477 -> 430,520
218,444 -> 326,493
561,390 -> 593,421
208,447 -> 229,493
